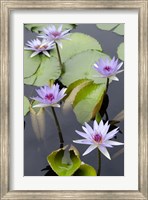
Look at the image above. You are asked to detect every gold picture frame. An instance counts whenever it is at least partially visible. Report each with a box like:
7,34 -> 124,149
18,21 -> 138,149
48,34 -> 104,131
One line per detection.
0,0 -> 147,199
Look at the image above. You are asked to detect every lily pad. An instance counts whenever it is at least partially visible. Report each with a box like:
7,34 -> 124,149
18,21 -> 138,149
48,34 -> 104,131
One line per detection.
47,146 -> 81,176
61,50 -> 110,86
73,83 -> 106,124
73,163 -> 97,176
96,23 -> 124,35
113,24 -> 124,35
24,23 -> 77,34
24,55 -> 61,86
96,23 -> 119,31
51,33 -> 102,62
24,96 -> 30,116
117,42 -> 124,61
24,50 -> 41,78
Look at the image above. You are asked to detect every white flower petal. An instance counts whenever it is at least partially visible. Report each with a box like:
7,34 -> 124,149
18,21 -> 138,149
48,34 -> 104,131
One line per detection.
105,140 -> 124,146
73,139 -> 93,145
117,62 -> 123,70
51,104 -> 61,108
75,130 -> 90,139
84,122 -> 94,135
110,76 -> 119,81
116,69 -> 124,74
30,51 -> 39,58
83,144 -> 97,156
104,128 -> 119,141
43,51 -> 50,57
33,103 -> 50,108
98,145 -> 111,160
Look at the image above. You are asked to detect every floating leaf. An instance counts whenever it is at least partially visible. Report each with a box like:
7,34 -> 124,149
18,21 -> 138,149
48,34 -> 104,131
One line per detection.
24,23 -> 77,34
47,146 -> 81,176
61,50 -> 109,86
24,96 -> 30,116
96,23 -> 118,31
24,50 -> 41,78
30,106 -> 46,140
73,163 -> 96,176
73,83 -> 106,124
113,24 -> 124,35
96,23 -> 124,35
117,42 -> 124,61
24,55 -> 61,86
63,79 -> 93,111
51,33 -> 102,62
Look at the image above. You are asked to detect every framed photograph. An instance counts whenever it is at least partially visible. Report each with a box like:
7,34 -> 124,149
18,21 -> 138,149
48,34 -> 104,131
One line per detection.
0,0 -> 147,199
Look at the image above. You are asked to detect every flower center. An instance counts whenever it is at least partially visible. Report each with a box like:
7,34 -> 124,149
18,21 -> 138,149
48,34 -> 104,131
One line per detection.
45,94 -> 54,101
93,133 -> 102,143
104,66 -> 111,71
52,31 -> 61,37
35,45 -> 48,50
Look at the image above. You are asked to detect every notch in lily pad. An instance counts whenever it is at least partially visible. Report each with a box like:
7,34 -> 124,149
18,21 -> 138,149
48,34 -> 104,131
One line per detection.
47,145 -> 81,176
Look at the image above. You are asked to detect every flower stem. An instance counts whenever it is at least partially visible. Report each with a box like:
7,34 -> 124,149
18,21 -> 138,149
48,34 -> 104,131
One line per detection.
97,149 -> 101,176
51,107 -> 64,148
55,43 -> 63,72
106,78 -> 109,93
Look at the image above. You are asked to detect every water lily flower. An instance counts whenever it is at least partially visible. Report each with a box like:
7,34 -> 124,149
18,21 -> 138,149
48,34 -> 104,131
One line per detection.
93,57 -> 124,81
73,120 -> 123,160
24,38 -> 54,58
31,84 -> 67,108
38,24 -> 71,48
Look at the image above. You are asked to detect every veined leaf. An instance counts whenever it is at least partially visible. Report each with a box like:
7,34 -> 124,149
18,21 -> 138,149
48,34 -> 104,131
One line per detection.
96,23 -> 119,31
24,50 -> 41,78
47,146 -> 81,176
73,83 -> 106,124
96,23 -> 124,35
61,50 -> 110,86
63,79 -> 93,111
51,33 -> 102,62
113,24 -> 124,35
24,55 -> 61,86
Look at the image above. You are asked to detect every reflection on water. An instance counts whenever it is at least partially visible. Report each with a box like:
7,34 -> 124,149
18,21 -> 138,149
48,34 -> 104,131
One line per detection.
24,24 -> 124,176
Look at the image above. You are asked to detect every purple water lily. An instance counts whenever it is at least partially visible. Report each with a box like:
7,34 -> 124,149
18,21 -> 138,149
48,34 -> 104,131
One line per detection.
73,120 -> 123,160
31,84 -> 67,108
38,25 -> 71,48
93,57 -> 123,81
24,38 -> 55,58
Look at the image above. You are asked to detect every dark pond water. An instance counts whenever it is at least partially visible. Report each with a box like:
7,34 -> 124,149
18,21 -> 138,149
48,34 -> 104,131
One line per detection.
24,24 -> 124,176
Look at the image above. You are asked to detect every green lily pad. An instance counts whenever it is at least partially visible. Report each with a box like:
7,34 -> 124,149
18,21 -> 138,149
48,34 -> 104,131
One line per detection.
117,42 -> 124,61
63,79 -> 93,111
113,24 -> 124,35
24,50 -> 41,78
73,83 -> 106,124
47,146 -> 81,176
73,163 -> 97,176
24,96 -> 30,116
96,23 -> 119,31
61,50 -> 110,86
51,33 -> 102,62
96,23 -> 124,35
24,23 -> 77,34
24,55 -> 61,86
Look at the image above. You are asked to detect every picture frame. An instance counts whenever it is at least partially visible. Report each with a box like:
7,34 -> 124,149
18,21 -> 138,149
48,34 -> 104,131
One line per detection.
0,0 -> 147,199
